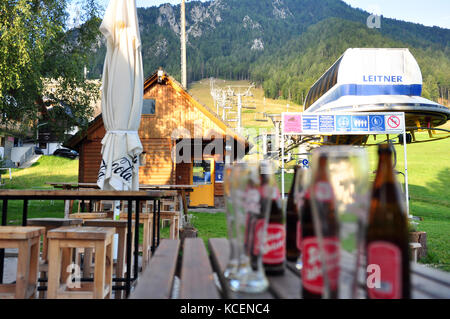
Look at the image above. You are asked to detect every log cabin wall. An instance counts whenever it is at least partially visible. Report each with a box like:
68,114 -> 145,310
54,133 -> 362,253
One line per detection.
75,74 -> 232,192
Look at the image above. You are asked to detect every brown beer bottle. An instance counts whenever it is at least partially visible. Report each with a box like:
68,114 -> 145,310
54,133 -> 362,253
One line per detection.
301,154 -> 339,299
366,144 -> 410,299
286,165 -> 301,261
263,186 -> 286,275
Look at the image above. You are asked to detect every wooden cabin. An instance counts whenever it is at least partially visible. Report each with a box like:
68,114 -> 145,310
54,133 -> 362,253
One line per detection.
65,70 -> 249,207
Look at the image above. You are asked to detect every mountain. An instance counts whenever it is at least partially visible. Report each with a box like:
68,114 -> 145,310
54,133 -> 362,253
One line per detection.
87,0 -> 450,106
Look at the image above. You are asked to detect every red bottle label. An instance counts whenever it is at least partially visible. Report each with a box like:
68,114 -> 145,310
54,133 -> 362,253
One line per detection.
301,237 -> 340,294
367,241 -> 402,299
263,223 -> 286,264
252,219 -> 267,256
314,181 -> 334,203
296,220 -> 302,251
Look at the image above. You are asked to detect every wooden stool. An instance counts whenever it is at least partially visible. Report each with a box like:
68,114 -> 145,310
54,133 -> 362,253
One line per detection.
160,211 -> 180,240
119,213 -> 152,270
47,226 -> 114,299
82,220 -> 134,299
69,212 -> 113,221
142,201 -> 180,240
27,218 -> 83,298
0,226 -> 45,299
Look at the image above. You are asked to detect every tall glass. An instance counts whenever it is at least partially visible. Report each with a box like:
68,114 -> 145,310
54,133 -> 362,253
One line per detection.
293,166 -> 311,271
223,163 -> 239,281
229,160 -> 274,293
309,146 -> 370,299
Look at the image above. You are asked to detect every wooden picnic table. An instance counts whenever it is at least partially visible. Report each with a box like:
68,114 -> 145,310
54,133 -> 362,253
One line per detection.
0,189 -> 176,297
131,237 -> 450,299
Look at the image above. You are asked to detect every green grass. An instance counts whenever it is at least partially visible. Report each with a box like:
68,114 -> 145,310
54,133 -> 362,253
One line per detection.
1,130 -> 449,271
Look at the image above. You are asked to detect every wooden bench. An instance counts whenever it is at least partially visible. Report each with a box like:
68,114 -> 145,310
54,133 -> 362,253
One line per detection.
129,237 -> 450,299
0,226 -> 45,299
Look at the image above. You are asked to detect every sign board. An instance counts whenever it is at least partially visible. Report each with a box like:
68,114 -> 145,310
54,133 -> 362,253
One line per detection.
282,112 -> 405,135
215,162 -> 224,183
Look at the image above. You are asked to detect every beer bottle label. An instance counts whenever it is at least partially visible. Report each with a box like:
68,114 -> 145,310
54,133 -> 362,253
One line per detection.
252,219 -> 267,256
245,187 -> 261,214
301,237 -> 340,294
296,220 -> 302,251
367,241 -> 402,299
263,223 -> 286,264
314,181 -> 334,203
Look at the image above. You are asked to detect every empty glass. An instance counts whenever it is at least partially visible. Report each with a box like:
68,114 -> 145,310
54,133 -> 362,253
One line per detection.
309,146 -> 370,299
228,160 -> 274,293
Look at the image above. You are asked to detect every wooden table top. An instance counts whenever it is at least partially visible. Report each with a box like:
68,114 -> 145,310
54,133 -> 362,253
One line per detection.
0,189 -> 177,200
46,182 -> 194,193
131,237 -> 450,299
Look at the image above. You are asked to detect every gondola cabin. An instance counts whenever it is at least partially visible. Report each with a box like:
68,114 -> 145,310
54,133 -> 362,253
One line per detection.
66,70 -> 249,207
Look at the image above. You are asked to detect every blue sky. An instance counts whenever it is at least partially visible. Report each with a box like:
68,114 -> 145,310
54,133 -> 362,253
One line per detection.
95,0 -> 449,29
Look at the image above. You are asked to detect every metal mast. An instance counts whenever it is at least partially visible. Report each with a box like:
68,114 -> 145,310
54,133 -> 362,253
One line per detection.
181,0 -> 187,88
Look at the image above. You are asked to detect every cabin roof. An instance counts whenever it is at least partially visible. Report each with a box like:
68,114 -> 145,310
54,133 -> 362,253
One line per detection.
65,69 -> 248,151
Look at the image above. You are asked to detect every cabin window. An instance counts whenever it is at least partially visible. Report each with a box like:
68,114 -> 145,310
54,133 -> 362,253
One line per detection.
142,98 -> 156,115
193,160 -> 212,184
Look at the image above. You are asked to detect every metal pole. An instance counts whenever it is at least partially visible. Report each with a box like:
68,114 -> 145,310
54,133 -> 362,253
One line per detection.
237,95 -> 242,134
281,133 -> 285,200
180,0 -> 187,88
402,114 -> 410,217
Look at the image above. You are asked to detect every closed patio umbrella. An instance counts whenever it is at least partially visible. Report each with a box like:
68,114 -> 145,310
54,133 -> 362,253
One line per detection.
97,0 -> 143,192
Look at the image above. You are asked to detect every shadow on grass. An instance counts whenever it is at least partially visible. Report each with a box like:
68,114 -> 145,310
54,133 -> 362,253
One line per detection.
408,167 -> 450,218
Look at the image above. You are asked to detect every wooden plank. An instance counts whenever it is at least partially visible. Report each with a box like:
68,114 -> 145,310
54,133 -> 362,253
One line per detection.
0,189 -> 176,200
47,226 -> 115,240
208,238 -> 274,299
0,226 -> 44,239
130,239 -> 180,299
27,218 -> 83,227
267,267 -> 301,299
180,238 -> 220,299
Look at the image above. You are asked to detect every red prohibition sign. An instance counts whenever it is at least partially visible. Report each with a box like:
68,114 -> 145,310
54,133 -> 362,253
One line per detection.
387,115 -> 400,128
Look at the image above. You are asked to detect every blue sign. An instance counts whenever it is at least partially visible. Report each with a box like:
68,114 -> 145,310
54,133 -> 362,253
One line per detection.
336,115 -> 351,132
319,115 -> 334,132
302,159 -> 309,168
351,115 -> 368,131
302,115 -> 318,131
215,162 -> 224,182
369,115 -> 385,131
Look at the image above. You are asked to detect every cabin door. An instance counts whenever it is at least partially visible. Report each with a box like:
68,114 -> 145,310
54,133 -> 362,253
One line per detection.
189,159 -> 215,207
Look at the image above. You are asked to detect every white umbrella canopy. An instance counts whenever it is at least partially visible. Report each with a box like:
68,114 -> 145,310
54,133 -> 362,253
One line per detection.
97,0 -> 143,191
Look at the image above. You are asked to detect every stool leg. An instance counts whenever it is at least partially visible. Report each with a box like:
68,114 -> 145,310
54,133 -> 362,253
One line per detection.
115,228 -> 126,299
93,241 -> 106,299
169,218 -> 175,240
142,219 -> 149,270
84,248 -> 93,278
61,248 -> 73,284
105,240 -> 113,299
15,239 -> 32,298
47,239 -> 62,299
28,237 -> 40,299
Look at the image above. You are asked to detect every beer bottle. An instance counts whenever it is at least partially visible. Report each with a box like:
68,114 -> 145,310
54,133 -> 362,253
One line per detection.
301,154 -> 339,299
366,144 -> 410,299
263,186 -> 286,275
286,165 -> 301,261
245,162 -> 272,271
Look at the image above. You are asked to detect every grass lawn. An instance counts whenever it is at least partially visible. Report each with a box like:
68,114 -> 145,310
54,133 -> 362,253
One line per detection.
0,125 -> 448,272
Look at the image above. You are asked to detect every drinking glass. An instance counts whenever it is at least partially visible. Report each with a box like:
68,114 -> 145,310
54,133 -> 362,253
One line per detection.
229,160 -> 274,293
309,146 -> 370,299
293,166 -> 311,271
223,163 -> 239,281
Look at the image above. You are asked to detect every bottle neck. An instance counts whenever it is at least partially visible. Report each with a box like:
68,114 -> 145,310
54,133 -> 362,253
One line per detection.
374,151 -> 395,186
